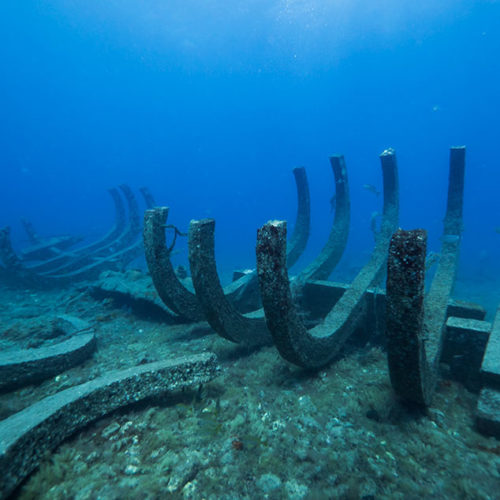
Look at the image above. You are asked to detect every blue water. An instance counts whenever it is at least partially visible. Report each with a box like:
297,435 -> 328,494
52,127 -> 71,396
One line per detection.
1,1 -> 499,307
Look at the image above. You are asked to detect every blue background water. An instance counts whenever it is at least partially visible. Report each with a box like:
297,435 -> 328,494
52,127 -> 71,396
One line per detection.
1,1 -> 499,308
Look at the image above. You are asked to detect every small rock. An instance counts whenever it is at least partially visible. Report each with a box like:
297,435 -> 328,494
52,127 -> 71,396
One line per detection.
124,464 -> 140,475
257,473 -> 282,493
101,422 -> 120,439
285,480 -> 309,500
85,451 -> 99,463
182,480 -> 199,498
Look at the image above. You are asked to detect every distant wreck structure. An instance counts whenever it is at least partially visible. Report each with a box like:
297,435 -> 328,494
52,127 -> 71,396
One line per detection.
0,185 -> 155,286
143,147 -> 500,438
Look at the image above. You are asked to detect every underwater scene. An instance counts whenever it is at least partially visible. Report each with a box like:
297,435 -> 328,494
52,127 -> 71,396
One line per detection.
1,1 -> 500,499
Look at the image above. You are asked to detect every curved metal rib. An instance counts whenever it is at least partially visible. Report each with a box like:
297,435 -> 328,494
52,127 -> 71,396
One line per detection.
222,166 -> 311,310
285,166 -> 311,269
256,149 -> 399,368
20,218 -> 39,244
294,155 -> 350,287
109,184 -> 141,249
1,186 -> 149,286
186,160 -> 348,346
42,238 -> 145,283
77,187 -> 128,253
0,352 -> 218,500
146,167 -> 311,322
38,185 -> 140,277
139,186 -> 157,209
386,146 -> 465,406
25,187 -> 127,274
188,219 -> 271,346
0,317 -> 96,392
143,207 -> 205,321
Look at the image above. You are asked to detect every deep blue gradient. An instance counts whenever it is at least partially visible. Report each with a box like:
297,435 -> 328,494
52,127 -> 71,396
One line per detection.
1,1 -> 499,308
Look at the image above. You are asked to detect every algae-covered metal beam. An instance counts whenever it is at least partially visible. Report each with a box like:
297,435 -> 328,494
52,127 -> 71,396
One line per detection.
385,229 -> 428,403
301,280 -> 486,323
479,305 -> 500,387
188,219 -> 271,346
18,216 -> 83,262
0,227 -> 24,271
143,207 -> 205,321
256,149 -> 399,368
42,239 -> 145,283
443,316 -> 491,391
71,187 -> 128,255
385,146 -> 465,406
115,183 -> 142,248
20,218 -> 39,245
476,305 -> 500,437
